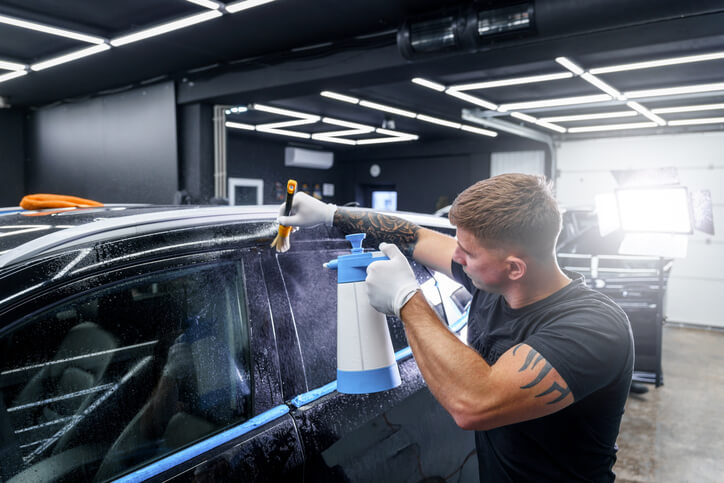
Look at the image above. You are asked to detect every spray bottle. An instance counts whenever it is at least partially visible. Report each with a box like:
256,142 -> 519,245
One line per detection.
325,233 -> 402,394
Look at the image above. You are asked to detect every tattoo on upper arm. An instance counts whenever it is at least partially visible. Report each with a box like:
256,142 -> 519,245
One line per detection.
513,344 -> 572,405
334,209 -> 421,257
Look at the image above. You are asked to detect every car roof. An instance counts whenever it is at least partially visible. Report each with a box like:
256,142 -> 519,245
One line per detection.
0,204 -> 453,271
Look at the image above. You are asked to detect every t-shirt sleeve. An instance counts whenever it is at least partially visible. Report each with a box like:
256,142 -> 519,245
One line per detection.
450,260 -> 475,293
523,301 -> 633,401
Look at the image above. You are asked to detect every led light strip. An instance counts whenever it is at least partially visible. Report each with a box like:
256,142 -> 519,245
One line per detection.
0,13 -> 105,44
225,104 -> 418,145
0,0 -> 276,80
185,0 -> 222,9
0,59 -> 26,71
651,103 -> 724,114
110,10 -> 223,46
0,70 -> 27,84
626,101 -> 666,126
31,45 -> 111,72
320,90 -> 497,137
590,51 -> 724,74
499,94 -> 612,111
539,111 -> 638,122
667,117 -> 724,126
510,112 -> 567,133
625,82 -> 724,99
568,121 -> 658,133
447,72 -> 573,91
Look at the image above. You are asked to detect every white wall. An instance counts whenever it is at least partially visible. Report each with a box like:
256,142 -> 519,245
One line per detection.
556,131 -> 724,328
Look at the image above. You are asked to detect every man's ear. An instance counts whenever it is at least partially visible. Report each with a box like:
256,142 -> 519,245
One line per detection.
506,256 -> 527,281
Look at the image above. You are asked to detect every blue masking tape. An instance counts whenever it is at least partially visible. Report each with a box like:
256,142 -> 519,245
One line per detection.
114,404 -> 290,483
290,380 -> 338,408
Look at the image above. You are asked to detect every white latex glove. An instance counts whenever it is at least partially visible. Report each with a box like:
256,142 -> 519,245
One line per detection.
277,191 -> 336,228
366,243 -> 420,318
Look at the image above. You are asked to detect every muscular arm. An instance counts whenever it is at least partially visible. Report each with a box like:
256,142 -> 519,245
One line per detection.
334,208 -> 457,277
400,293 -> 574,431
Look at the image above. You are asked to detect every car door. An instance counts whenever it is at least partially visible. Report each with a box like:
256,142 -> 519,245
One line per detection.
0,247 -> 303,482
271,229 -> 478,482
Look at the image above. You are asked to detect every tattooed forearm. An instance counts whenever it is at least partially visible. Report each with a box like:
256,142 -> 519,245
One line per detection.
515,345 -> 572,405
333,208 -> 421,257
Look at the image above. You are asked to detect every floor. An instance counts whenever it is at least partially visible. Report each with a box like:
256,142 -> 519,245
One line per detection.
614,325 -> 724,482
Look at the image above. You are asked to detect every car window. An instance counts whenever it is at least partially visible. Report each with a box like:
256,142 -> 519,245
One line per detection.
0,261 -> 251,482
277,247 -> 440,390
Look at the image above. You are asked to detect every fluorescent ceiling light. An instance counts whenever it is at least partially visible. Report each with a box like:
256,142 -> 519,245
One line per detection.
540,111 -> 637,122
251,104 -> 318,120
0,70 -> 27,84
359,100 -> 417,118
320,91 -> 359,104
375,128 -> 418,140
535,120 -> 567,133
255,126 -> 311,139
625,82 -> 724,99
568,121 -> 657,133
444,89 -> 498,110
581,73 -> 625,99
186,0 -> 221,9
499,94 -> 611,111
667,117 -> 724,126
590,51 -> 724,74
224,106 -> 248,114
321,117 -> 373,130
651,103 -> 724,114
31,44 -> 111,71
510,111 -> 536,123
411,77 -> 446,92
226,0 -> 276,14
416,114 -> 461,129
0,14 -> 105,44
0,59 -> 26,71
310,134 -> 357,145
225,121 -> 255,130
110,10 -> 222,47
451,72 -> 573,91
460,125 -> 497,137
257,119 -> 319,129
626,101 -> 666,126
356,133 -> 418,145
555,57 -> 584,75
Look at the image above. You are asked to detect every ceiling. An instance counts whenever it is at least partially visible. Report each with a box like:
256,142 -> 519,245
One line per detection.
2,0 -> 724,146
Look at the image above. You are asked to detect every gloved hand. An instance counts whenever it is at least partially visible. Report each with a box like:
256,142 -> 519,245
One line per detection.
366,243 -> 420,318
163,339 -> 194,381
277,191 -> 336,228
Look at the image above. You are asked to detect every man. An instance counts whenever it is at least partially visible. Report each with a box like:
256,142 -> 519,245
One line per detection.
279,173 -> 634,482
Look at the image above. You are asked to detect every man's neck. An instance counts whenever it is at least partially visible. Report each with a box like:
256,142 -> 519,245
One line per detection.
503,262 -> 571,310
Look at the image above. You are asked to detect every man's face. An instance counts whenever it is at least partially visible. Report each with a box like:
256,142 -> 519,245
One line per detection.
452,227 -> 510,293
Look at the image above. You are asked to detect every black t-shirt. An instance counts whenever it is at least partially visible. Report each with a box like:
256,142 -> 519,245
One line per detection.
451,261 -> 634,483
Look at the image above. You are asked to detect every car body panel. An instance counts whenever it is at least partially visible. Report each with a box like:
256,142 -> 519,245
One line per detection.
0,205 -> 475,482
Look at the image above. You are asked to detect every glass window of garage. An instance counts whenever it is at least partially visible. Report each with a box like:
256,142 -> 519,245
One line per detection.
0,261 -> 251,482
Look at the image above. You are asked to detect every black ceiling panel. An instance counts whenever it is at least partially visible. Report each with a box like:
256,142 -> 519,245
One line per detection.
0,24 -> 81,61
0,0 -> 198,34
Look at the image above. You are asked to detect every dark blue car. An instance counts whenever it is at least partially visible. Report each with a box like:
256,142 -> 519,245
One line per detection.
0,204 -> 476,482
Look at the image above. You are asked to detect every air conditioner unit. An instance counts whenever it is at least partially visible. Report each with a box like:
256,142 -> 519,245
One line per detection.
284,147 -> 334,169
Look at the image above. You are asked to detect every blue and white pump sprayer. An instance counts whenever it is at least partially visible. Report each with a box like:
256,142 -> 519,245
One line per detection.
325,233 -> 402,394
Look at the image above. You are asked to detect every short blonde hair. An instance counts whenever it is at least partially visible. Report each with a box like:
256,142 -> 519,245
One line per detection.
449,173 -> 561,258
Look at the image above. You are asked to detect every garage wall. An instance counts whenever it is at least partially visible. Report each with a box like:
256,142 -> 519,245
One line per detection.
555,131 -> 724,328
0,108 -> 25,206
337,137 -> 546,213
27,82 -> 178,204
227,132 -> 347,204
